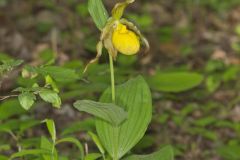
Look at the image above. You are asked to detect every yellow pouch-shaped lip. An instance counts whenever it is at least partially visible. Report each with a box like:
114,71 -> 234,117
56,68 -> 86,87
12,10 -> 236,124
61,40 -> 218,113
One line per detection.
112,23 -> 140,55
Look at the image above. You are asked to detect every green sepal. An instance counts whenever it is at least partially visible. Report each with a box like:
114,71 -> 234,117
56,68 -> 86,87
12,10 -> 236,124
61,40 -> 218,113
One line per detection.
111,0 -> 135,20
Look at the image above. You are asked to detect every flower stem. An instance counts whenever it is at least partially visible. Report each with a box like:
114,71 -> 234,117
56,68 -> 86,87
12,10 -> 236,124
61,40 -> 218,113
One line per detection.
51,142 -> 55,160
109,54 -> 115,102
109,55 -> 119,160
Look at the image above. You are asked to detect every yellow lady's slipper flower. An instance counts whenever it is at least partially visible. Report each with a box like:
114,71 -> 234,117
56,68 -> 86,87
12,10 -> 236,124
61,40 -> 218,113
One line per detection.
84,0 -> 149,73
112,23 -> 140,55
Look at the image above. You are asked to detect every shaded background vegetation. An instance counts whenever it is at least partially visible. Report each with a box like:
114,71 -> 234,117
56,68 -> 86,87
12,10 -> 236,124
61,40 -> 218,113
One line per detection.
1,0 -> 240,159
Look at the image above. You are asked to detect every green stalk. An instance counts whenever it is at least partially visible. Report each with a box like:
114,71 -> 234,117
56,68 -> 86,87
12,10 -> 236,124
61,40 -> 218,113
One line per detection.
109,54 -> 115,102
51,143 -> 55,160
109,55 -> 118,160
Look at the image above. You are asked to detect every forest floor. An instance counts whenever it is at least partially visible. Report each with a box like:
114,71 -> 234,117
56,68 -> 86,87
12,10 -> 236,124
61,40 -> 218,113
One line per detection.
1,0 -> 240,160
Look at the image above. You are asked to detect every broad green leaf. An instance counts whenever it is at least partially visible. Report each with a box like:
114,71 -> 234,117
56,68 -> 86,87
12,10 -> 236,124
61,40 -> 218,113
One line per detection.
84,153 -> 102,160
39,89 -> 61,108
10,149 -> 51,159
88,131 -> 105,154
18,92 -> 36,110
88,0 -> 109,30
96,76 -> 152,159
147,72 -> 203,92
123,145 -> 174,160
74,100 -> 127,126
38,66 -> 79,83
56,137 -> 84,160
43,119 -> 56,142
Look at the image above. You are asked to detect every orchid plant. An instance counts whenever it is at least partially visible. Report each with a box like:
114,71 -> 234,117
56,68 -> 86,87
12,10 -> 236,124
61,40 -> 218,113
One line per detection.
73,0 -> 174,160
0,0 -> 174,159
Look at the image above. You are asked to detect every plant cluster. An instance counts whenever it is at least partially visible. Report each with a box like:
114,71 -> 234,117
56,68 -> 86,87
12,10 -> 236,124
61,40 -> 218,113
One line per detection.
0,0 -> 176,160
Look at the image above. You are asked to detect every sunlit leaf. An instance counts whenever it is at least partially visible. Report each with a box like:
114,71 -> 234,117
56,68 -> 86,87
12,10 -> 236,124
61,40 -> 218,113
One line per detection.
43,119 -> 56,142
39,89 -> 61,108
18,92 -> 36,110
